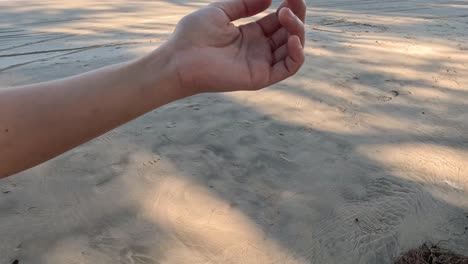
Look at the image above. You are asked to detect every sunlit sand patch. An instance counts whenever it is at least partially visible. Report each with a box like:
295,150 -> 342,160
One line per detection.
126,162 -> 308,263
358,143 -> 468,198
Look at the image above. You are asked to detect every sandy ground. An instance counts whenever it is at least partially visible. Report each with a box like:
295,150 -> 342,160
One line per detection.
1,0 -> 468,263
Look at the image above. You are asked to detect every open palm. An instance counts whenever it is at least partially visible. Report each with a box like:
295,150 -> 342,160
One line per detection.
169,0 -> 306,94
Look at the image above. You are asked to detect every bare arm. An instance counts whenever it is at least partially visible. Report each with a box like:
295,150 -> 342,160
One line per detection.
0,46 -> 182,177
0,0 -> 306,178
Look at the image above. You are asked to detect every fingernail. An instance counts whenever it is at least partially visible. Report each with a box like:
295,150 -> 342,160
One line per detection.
297,39 -> 303,49
287,8 -> 295,20
280,7 -> 289,15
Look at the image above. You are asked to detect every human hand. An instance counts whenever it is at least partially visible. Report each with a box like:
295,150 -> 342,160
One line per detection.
164,0 -> 306,95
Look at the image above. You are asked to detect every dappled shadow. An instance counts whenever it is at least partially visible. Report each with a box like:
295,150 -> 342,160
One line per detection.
1,0 -> 468,263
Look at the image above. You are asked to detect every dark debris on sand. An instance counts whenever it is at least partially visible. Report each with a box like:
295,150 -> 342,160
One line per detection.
395,244 -> 468,264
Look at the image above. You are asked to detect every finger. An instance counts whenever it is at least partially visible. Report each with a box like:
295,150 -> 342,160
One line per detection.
256,12 -> 281,37
211,0 -> 272,21
278,0 -> 306,22
269,27 -> 288,50
269,35 -> 304,84
268,7 -> 304,50
257,0 -> 306,36
278,7 -> 305,45
272,43 -> 288,64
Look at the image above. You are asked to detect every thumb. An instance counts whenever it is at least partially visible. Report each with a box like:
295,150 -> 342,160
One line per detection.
211,0 -> 272,21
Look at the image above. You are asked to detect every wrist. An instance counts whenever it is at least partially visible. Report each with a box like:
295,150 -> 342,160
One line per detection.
133,43 -> 191,107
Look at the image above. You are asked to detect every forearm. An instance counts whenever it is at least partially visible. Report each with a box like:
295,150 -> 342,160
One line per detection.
0,45 -> 183,178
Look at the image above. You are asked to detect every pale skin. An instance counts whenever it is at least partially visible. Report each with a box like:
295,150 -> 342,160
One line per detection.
0,0 -> 306,178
